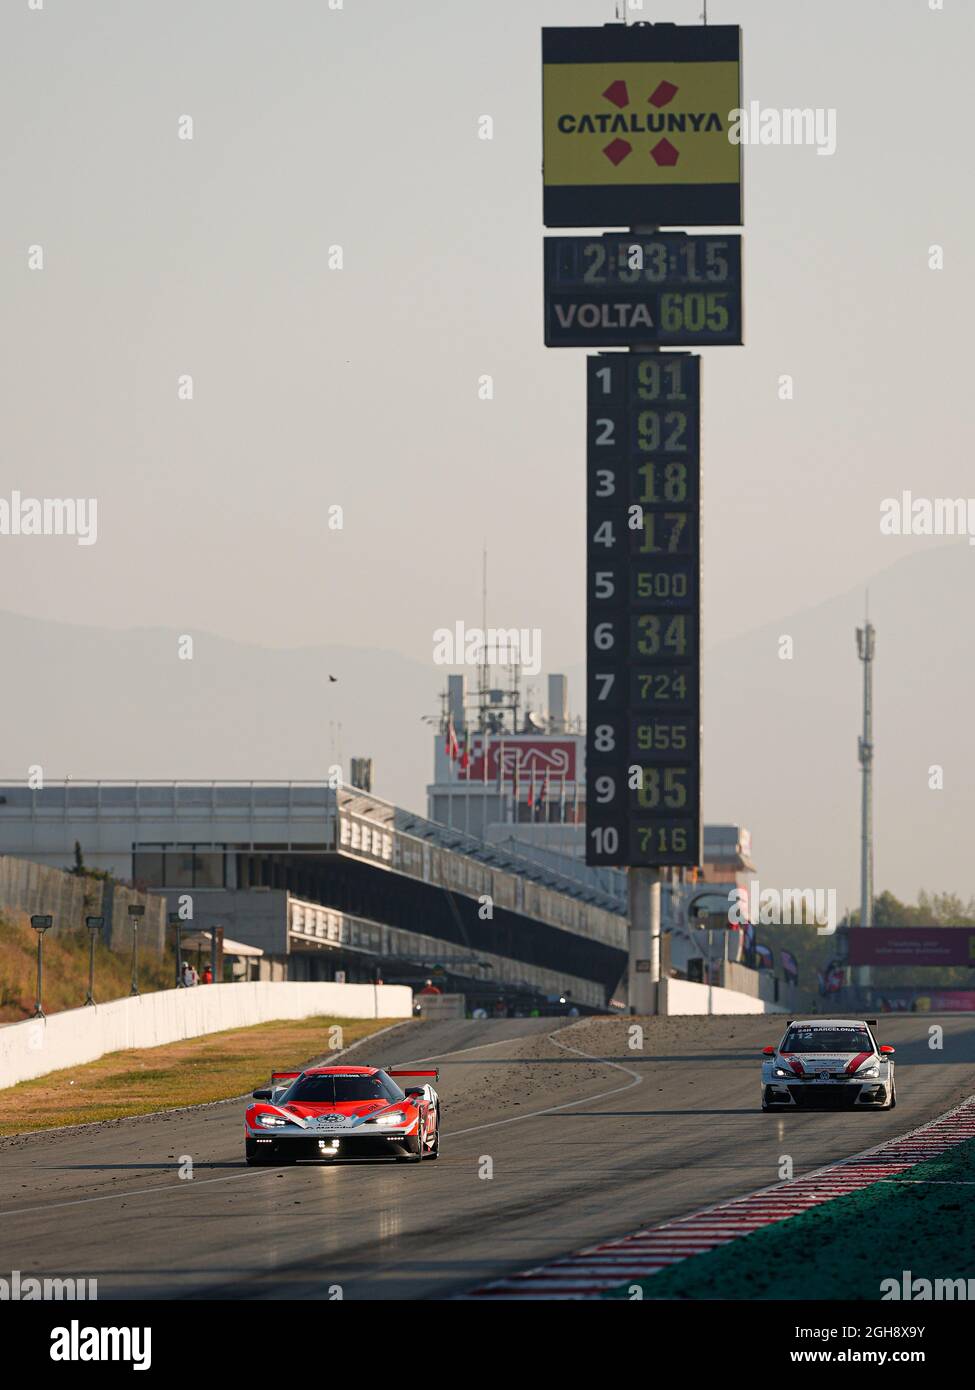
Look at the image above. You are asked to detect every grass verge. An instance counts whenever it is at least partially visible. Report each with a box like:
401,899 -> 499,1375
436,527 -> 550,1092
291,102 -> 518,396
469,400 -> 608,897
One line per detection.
0,1015 -> 407,1137
602,1134 -> 975,1300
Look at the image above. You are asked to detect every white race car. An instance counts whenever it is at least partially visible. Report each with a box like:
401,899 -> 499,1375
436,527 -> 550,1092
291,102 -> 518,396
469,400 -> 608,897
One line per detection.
761,1018 -> 896,1111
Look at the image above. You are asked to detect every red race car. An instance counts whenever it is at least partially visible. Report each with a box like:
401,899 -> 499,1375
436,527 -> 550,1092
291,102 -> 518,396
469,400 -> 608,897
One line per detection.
245,1065 -> 440,1165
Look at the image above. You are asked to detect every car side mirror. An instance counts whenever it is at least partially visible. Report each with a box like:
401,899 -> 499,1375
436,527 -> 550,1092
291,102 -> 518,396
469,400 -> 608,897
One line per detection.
404,1087 -> 424,1097
879,1045 -> 895,1055
762,1046 -> 775,1056
252,1088 -> 272,1100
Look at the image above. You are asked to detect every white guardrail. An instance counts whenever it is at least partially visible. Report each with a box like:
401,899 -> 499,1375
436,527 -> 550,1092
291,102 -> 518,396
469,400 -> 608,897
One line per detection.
659,978 -> 787,1016
0,982 -> 413,1090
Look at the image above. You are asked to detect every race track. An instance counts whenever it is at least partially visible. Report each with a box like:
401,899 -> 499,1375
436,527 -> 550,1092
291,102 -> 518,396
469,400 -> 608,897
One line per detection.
2,1012 -> 975,1299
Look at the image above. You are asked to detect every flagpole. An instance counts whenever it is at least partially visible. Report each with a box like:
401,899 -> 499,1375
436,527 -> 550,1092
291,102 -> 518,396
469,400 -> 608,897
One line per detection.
559,772 -> 566,858
445,714 -> 459,831
464,728 -> 470,838
497,737 -> 505,828
503,749 -> 507,826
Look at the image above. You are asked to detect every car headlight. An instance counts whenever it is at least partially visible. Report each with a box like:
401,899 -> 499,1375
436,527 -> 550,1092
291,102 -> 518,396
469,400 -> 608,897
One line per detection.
371,1111 -> 407,1126
858,1064 -> 881,1078
257,1113 -> 290,1128
773,1066 -> 792,1078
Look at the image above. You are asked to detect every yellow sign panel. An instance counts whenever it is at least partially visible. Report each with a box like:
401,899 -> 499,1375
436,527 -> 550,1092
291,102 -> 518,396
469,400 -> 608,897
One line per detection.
543,62 -> 740,188
541,25 -> 742,228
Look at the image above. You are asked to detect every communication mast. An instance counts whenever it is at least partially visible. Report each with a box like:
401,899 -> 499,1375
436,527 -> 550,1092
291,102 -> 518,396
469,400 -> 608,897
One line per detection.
856,611 -> 876,984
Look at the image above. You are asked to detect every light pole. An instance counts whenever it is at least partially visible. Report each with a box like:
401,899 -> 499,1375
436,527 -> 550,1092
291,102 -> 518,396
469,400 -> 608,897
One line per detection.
169,912 -> 183,986
128,904 -> 145,996
30,915 -> 53,1018
84,916 -> 104,1006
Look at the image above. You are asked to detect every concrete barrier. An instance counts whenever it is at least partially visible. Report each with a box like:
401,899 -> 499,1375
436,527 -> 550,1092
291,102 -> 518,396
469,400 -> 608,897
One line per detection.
659,977 -> 786,1016
414,993 -> 466,1021
0,981 -> 413,1090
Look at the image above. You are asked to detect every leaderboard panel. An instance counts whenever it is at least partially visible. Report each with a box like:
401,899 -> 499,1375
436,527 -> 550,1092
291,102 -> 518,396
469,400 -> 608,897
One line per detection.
585,352 -> 702,868
544,232 -> 743,348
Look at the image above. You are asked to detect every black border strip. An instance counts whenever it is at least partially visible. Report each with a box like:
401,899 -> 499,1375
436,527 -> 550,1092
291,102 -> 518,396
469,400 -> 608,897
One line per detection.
543,24 -> 741,65
544,184 -> 742,229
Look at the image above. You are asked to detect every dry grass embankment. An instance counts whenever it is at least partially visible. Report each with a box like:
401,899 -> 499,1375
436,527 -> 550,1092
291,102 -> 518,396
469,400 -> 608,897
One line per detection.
0,1014 -> 405,1136
0,911 -> 176,1024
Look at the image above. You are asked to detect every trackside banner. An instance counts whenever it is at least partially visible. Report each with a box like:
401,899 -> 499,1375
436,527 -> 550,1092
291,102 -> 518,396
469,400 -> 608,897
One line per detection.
847,927 -> 975,967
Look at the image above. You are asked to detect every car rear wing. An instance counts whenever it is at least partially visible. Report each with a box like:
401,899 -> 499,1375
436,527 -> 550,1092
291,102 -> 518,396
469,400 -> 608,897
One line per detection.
388,1068 -> 440,1083
271,1071 -> 302,1082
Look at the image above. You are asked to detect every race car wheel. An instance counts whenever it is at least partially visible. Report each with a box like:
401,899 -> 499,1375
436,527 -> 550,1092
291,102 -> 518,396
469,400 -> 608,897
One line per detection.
889,1080 -> 897,1109
396,1121 -> 425,1163
424,1107 -> 440,1159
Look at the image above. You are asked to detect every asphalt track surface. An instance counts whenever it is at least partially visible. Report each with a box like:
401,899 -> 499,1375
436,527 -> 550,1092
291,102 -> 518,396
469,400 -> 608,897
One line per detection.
2,1012 -> 975,1300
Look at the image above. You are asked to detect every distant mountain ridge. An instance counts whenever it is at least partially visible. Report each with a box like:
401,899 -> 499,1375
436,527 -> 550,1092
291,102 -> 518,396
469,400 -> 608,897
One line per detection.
0,609 -> 441,815
1,542 -> 972,908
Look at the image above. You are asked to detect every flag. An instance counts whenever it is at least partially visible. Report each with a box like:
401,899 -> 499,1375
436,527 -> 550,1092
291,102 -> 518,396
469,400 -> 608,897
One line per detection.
742,921 -> 756,968
513,756 -> 521,817
460,727 -> 471,776
781,949 -> 799,985
559,773 -> 566,823
445,717 -> 459,762
527,763 -> 536,808
538,768 -> 550,820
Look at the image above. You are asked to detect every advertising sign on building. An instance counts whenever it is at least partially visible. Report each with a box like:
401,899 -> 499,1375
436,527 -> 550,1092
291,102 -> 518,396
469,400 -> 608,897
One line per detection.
463,737 -> 578,784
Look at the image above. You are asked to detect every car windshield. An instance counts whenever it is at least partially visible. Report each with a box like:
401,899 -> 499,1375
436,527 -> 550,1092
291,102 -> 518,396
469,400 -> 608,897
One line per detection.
781,1027 -> 873,1053
281,1071 -> 405,1104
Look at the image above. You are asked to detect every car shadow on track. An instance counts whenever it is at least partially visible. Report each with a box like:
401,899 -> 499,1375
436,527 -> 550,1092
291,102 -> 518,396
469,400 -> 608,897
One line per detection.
40,1159 -> 421,1171
430,1054 -> 759,1064
40,1162 -> 252,1172
547,1108 -> 761,1117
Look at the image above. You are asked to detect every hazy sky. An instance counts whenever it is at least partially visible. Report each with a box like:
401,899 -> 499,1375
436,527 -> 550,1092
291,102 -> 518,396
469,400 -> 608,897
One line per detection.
3,0 -> 970,657
2,0 -> 973,906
